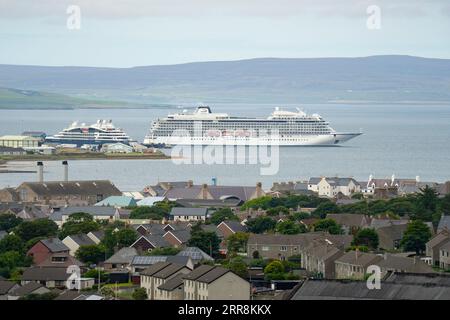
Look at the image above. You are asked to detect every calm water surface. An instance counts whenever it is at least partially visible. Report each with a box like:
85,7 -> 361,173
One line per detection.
0,103 -> 449,190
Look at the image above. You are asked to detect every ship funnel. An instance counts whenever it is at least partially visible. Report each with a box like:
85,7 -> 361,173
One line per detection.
62,161 -> 68,182
37,162 -> 44,183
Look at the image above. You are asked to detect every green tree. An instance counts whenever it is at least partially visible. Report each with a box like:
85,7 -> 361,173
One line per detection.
275,220 -> 306,235
210,208 -> 239,225
101,227 -> 137,257
115,228 -> 138,248
14,219 -> 58,242
75,244 -> 106,265
241,196 -> 274,210
225,257 -> 248,278
312,201 -> 340,218
439,194 -> 450,214
0,251 -> 32,278
264,260 -> 285,274
129,206 -> 167,220
245,217 -> 276,234
188,230 -> 220,257
226,232 -> 249,254
266,206 -> 289,217
83,269 -> 109,283
0,214 -> 22,232
313,218 -> 343,234
352,228 -> 379,250
400,220 -> 432,254
0,234 -> 25,254
132,287 -> 148,300
59,213 -> 100,239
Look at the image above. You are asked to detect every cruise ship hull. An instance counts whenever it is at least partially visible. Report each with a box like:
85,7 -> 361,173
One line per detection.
143,132 -> 361,147
45,137 -> 131,147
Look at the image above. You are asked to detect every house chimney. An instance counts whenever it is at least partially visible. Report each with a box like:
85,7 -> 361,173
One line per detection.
256,182 -> 263,197
201,183 -> 209,199
37,162 -> 44,183
62,161 -> 68,182
187,180 -> 193,188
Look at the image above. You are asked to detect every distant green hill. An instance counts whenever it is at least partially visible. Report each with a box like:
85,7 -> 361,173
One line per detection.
0,87 -> 170,109
1,56 -> 450,104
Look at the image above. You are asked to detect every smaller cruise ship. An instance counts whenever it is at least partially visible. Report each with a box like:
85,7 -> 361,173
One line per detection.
46,120 -> 132,147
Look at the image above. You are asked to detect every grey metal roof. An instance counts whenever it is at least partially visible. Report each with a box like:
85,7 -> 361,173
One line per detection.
177,247 -> 214,262
289,278 -> 450,300
41,238 -> 70,253
105,247 -> 137,264
170,207 -> 208,217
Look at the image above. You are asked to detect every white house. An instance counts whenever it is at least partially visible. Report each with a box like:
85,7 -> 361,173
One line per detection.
308,177 -> 360,198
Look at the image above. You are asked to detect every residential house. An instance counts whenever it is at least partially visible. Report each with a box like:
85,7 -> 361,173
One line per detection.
62,234 -> 96,256
132,256 -> 194,274
184,265 -> 250,300
426,230 -> 450,266
176,198 -> 243,208
334,251 -> 383,280
95,196 -> 137,208
270,181 -> 314,196
247,233 -> 352,260
377,254 -> 435,276
21,267 -> 73,288
36,252 -> 84,269
143,181 -> 195,197
50,206 -> 131,227
134,223 -> 177,236
163,229 -> 191,247
27,238 -> 70,265
130,234 -> 170,253
156,273 -> 185,300
15,180 -> 122,206
308,177 -> 360,198
176,247 -> 214,265
0,280 -> 20,300
103,247 -> 138,270
437,215 -> 450,234
439,242 -> 450,270
7,282 -> 51,300
377,224 -> 409,250
169,207 -> 208,222
0,188 -> 20,202
164,182 -> 265,202
300,240 -> 344,279
217,220 -> 247,239
140,262 -> 192,300
326,214 -> 371,235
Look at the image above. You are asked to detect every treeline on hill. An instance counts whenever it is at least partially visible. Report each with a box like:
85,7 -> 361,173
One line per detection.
242,186 -> 450,226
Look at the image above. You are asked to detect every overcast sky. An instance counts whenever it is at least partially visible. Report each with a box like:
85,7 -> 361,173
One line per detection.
0,0 -> 449,67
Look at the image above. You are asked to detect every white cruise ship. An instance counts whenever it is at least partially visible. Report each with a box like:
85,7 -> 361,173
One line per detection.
46,120 -> 132,147
143,106 -> 362,146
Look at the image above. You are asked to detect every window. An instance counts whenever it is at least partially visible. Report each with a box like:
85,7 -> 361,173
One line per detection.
262,246 -> 269,251
280,246 -> 287,251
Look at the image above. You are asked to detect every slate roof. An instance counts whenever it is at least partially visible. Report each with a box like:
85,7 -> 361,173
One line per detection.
165,185 -> 261,202
141,234 -> 171,248
335,251 -> 383,267
196,267 -> 230,284
18,180 -> 121,197
183,265 -> 215,280
40,238 -> 70,253
140,262 -> 171,276
10,282 -> 47,296
54,290 -> 86,300
21,267 -> 71,281
177,247 -> 214,262
164,230 -> 191,243
158,273 -> 185,291
438,215 -> 450,233
170,207 -> 208,217
247,233 -> 352,249
377,224 -> 408,242
0,280 -> 17,295
309,177 -> 359,187
370,218 -> 409,229
219,220 -> 247,233
89,230 -> 105,241
377,255 -> 434,273
152,263 -> 188,279
426,231 -> 450,249
326,214 -> 369,227
67,234 -> 96,246
176,198 -> 243,208
104,247 -> 137,265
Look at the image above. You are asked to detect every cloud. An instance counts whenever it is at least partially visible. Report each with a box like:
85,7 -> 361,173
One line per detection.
0,0 -> 447,20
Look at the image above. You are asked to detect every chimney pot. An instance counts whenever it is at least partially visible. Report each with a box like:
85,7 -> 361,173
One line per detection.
37,162 -> 44,183
62,161 -> 68,182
